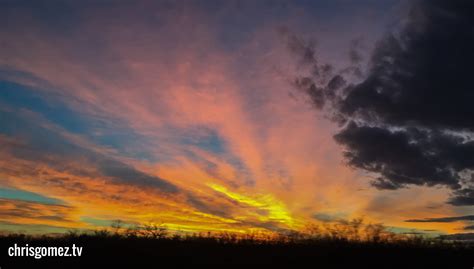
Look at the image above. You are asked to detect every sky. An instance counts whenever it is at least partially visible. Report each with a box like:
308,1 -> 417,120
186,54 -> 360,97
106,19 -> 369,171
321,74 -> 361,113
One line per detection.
0,0 -> 473,235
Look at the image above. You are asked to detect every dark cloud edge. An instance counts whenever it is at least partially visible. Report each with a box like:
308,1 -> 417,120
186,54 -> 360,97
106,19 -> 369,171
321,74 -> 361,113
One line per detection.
287,0 -> 474,205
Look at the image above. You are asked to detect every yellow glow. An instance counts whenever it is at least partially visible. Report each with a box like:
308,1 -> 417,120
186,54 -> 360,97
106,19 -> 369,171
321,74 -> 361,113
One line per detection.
207,183 -> 296,228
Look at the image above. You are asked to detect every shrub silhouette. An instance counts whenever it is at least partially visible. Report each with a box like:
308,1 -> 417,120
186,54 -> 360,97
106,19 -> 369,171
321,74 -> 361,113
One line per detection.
1,218 -> 473,268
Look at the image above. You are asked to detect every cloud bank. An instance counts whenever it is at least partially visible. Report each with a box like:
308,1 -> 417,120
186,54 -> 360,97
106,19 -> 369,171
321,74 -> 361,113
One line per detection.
292,0 -> 474,205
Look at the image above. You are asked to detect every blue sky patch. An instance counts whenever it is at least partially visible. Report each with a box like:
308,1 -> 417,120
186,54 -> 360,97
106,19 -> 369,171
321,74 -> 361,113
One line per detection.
0,187 -> 65,205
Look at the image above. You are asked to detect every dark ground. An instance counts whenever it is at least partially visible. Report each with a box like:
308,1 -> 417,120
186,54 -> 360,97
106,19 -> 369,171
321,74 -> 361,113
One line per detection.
1,235 -> 473,268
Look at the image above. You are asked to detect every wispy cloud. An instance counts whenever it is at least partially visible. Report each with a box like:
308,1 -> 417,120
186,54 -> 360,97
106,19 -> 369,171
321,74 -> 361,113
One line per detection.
406,216 -> 474,223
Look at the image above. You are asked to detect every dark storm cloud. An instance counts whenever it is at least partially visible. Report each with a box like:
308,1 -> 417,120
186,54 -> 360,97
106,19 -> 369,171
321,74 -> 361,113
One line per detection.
405,215 -> 474,223
449,189 -> 474,206
334,124 -> 474,190
290,0 -> 474,205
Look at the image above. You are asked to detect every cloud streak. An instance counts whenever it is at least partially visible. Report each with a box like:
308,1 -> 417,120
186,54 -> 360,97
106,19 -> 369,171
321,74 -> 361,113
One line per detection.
405,215 -> 474,223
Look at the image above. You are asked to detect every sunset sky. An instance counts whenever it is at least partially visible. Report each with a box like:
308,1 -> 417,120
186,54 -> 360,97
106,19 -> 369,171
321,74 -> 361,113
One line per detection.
1,0 -> 473,235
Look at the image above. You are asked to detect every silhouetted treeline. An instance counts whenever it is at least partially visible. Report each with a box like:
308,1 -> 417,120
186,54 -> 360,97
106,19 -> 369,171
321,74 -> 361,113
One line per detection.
1,219 -> 473,268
